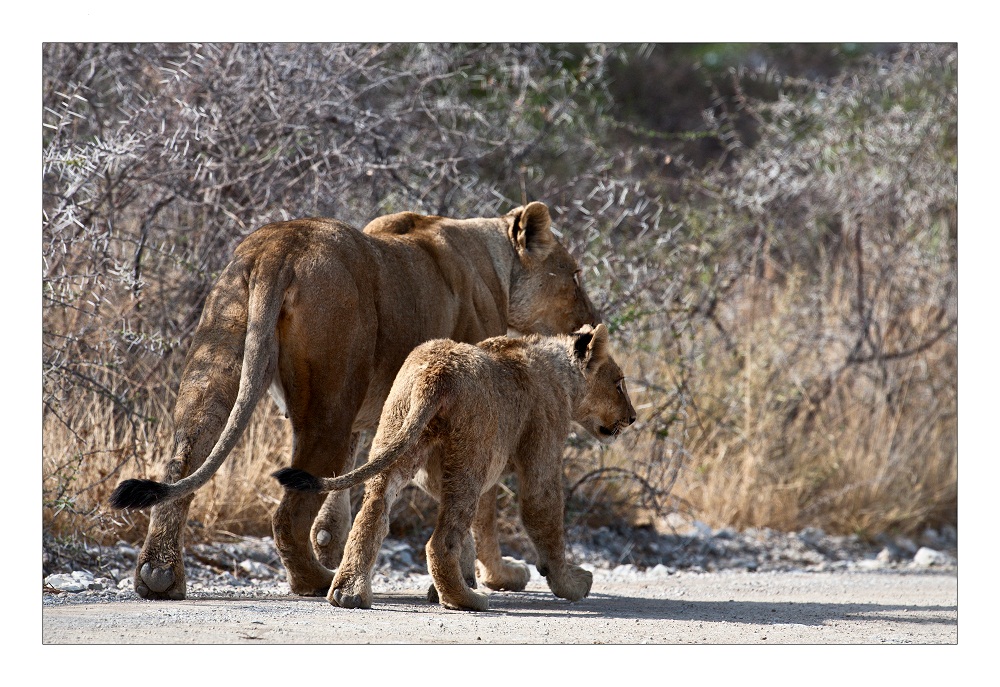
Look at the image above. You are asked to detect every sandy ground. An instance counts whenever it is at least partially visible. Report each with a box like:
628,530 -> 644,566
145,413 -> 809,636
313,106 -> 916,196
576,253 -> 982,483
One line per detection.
42,569 -> 956,645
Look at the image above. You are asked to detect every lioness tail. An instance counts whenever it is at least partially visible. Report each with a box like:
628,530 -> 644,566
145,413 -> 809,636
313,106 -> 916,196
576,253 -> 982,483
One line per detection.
109,260 -> 291,511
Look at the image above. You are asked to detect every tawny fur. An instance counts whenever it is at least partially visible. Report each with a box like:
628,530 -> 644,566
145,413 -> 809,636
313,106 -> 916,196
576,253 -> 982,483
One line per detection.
108,202 -> 599,601
275,324 -> 636,611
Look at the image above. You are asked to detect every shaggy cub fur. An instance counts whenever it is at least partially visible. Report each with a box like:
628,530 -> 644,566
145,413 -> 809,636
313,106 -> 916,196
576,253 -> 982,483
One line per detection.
275,324 -> 635,611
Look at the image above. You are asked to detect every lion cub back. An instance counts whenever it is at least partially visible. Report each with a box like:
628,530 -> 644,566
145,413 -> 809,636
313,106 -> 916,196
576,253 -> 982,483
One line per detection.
387,335 -> 575,447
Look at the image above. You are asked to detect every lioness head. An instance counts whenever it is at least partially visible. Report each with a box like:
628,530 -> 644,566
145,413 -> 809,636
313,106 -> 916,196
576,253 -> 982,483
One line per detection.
570,324 -> 637,443
506,202 -> 598,335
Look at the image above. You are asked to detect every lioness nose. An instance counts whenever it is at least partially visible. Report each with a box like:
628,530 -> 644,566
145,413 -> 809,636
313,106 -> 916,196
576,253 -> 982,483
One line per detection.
628,413 -> 636,425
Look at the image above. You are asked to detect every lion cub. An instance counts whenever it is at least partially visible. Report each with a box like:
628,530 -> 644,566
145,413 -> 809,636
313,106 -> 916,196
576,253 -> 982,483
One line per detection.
274,324 -> 635,611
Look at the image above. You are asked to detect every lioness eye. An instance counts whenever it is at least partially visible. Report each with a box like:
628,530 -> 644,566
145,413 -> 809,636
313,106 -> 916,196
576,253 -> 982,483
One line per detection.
573,270 -> 581,287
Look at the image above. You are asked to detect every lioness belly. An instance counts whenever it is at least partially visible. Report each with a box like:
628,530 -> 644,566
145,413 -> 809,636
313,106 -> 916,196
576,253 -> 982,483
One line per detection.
268,373 -> 289,418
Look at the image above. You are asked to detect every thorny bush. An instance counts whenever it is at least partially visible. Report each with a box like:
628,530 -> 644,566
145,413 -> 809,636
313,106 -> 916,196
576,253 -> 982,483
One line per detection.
42,43 -> 956,554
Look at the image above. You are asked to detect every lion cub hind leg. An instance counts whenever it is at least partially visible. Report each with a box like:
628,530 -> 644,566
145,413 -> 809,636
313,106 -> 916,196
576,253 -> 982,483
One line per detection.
327,469 -> 407,609
427,530 -> 478,604
426,481 -> 490,611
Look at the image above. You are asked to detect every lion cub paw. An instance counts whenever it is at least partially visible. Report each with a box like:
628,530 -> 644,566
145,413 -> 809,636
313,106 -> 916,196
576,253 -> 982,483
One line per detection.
547,564 -> 593,602
478,556 -> 531,592
439,588 -> 490,612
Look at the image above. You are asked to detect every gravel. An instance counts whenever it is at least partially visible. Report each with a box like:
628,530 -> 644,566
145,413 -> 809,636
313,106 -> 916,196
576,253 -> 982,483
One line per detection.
42,519 -> 957,646
42,519 -> 957,604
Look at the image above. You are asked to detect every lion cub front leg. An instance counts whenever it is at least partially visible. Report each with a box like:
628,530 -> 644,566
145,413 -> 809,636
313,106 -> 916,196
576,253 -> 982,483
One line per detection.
516,455 -> 592,602
328,471 -> 404,609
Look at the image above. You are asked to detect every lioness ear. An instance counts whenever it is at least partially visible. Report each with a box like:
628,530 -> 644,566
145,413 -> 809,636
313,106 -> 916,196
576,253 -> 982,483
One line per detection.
508,201 -> 556,263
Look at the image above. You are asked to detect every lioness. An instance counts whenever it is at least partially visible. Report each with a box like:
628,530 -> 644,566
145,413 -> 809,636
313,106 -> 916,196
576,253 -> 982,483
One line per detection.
273,324 -> 636,611
109,202 -> 598,600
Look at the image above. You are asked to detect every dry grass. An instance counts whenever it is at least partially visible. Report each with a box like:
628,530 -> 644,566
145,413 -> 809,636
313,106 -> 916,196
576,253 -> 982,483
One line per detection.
42,294 -> 956,549
43,396 -> 294,545
569,271 -> 957,540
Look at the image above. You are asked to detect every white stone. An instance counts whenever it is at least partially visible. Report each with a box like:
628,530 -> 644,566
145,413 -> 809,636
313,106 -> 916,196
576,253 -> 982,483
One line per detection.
876,547 -> 896,564
913,547 -> 951,567
45,570 -> 96,592
648,563 -> 672,578
239,559 -> 269,576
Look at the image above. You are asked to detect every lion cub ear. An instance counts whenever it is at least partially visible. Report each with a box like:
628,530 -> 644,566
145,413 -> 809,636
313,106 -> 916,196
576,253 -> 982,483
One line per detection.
572,323 -> 609,370
507,201 -> 556,263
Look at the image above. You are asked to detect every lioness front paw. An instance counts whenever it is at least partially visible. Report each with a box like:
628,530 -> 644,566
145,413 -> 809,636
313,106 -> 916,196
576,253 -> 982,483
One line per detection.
546,564 -> 593,602
478,556 -> 531,592
328,576 -> 372,609
135,560 -> 186,600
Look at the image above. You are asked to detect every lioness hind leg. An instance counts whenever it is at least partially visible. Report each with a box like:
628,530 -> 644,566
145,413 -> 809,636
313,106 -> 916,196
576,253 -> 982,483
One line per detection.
328,469 -> 407,609
134,309 -> 248,600
275,390 -> 361,596
134,492 -> 194,600
273,490 -> 334,596
136,396 -> 234,600
312,490 -> 351,570
473,485 -> 531,592
312,432 -> 366,569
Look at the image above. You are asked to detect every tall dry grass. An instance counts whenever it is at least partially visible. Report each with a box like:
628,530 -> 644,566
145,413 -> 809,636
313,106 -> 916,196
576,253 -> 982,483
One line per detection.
43,393 -> 293,545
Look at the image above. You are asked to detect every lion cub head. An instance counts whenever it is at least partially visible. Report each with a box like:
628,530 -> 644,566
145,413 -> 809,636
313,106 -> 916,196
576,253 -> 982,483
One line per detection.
570,324 -> 637,442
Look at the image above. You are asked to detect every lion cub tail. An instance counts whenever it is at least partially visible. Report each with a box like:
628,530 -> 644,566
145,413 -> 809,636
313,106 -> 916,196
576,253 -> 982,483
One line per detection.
109,260 -> 291,511
274,372 -> 446,494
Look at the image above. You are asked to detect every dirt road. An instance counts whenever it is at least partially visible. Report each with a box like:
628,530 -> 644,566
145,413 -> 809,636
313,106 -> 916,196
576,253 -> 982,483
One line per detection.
42,569 -> 956,644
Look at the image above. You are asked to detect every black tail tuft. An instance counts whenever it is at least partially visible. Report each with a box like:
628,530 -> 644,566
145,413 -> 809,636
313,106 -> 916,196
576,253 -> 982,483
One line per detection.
272,467 -> 323,492
109,479 -> 171,509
